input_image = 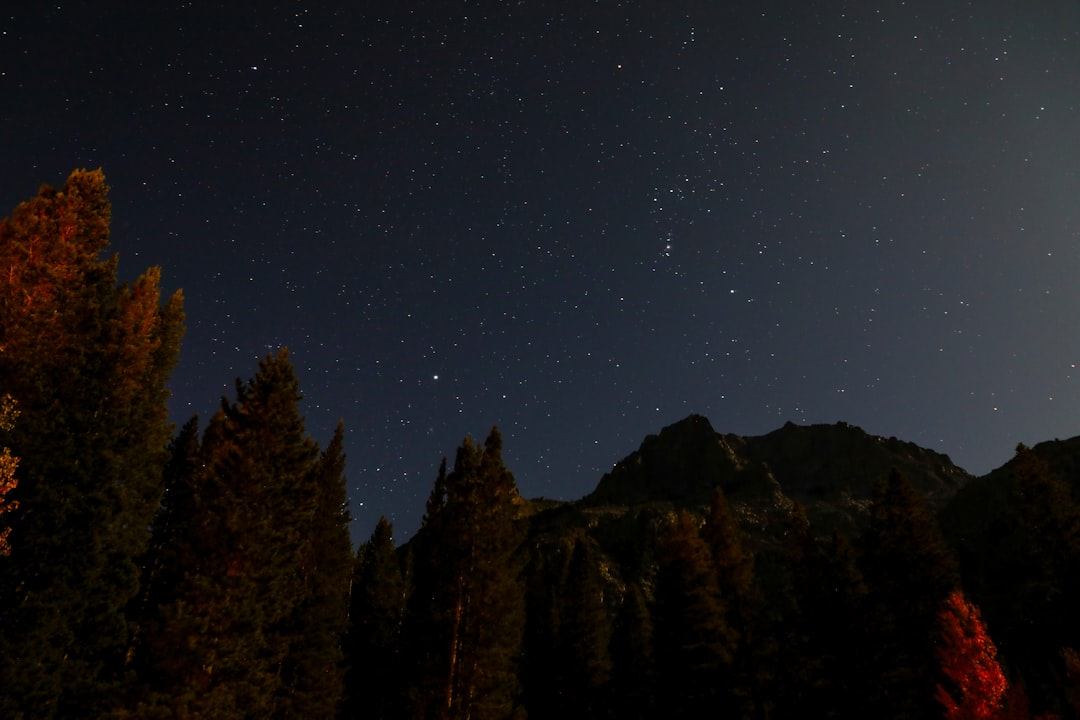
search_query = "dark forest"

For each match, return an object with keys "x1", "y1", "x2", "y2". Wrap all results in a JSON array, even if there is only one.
[{"x1": 3, "y1": 171, "x2": 1080, "y2": 719}]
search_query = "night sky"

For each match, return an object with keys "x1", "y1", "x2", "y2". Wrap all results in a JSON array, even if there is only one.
[{"x1": 3, "y1": 1, "x2": 1080, "y2": 543}]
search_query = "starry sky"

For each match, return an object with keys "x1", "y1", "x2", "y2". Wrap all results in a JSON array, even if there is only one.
[{"x1": 3, "y1": 1, "x2": 1080, "y2": 543}]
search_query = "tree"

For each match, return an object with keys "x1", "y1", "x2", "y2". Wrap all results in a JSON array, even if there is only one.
[
  {"x1": 776, "y1": 504, "x2": 871, "y2": 719},
  {"x1": 1011, "y1": 446, "x2": 1080, "y2": 644},
  {"x1": 860, "y1": 468, "x2": 959, "y2": 720},
  {"x1": 132, "y1": 350, "x2": 325, "y2": 719},
  {"x1": 343, "y1": 516, "x2": 407, "y2": 720},
  {"x1": 275, "y1": 420, "x2": 353, "y2": 720},
  {"x1": 404, "y1": 428, "x2": 527, "y2": 720},
  {"x1": 701, "y1": 487, "x2": 764, "y2": 718},
  {"x1": 0, "y1": 393, "x2": 19, "y2": 557},
  {"x1": 652, "y1": 510, "x2": 738, "y2": 719},
  {"x1": 610, "y1": 581, "x2": 654, "y2": 720},
  {"x1": 521, "y1": 542, "x2": 562, "y2": 720},
  {"x1": 123, "y1": 414, "x2": 202, "y2": 708},
  {"x1": 935, "y1": 590, "x2": 1008, "y2": 720},
  {"x1": 702, "y1": 488, "x2": 758, "y2": 629},
  {"x1": 558, "y1": 537, "x2": 614, "y2": 718},
  {"x1": 0, "y1": 169, "x2": 184, "y2": 719},
  {"x1": 995, "y1": 445, "x2": 1080, "y2": 716}
]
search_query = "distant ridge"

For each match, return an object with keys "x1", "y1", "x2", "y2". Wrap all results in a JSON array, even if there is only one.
[
  {"x1": 509, "y1": 416, "x2": 1080, "y2": 715},
  {"x1": 575, "y1": 414, "x2": 972, "y2": 540}
]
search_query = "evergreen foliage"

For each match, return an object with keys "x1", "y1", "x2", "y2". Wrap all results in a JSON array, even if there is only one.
[
  {"x1": 343, "y1": 516, "x2": 407, "y2": 720},
  {"x1": 0, "y1": 394, "x2": 19, "y2": 557},
  {"x1": 275, "y1": 420, "x2": 353, "y2": 719},
  {"x1": 123, "y1": 415, "x2": 202, "y2": 707},
  {"x1": 860, "y1": 468, "x2": 960, "y2": 720},
  {"x1": 778, "y1": 504, "x2": 871, "y2": 718},
  {"x1": 1013, "y1": 446, "x2": 1080, "y2": 635},
  {"x1": 404, "y1": 429, "x2": 527, "y2": 720},
  {"x1": 520, "y1": 534, "x2": 614, "y2": 720},
  {"x1": 610, "y1": 581, "x2": 655, "y2": 720},
  {"x1": 0, "y1": 169, "x2": 184, "y2": 719},
  {"x1": 934, "y1": 590, "x2": 1007, "y2": 720},
  {"x1": 521, "y1": 542, "x2": 561, "y2": 720},
  {"x1": 652, "y1": 510, "x2": 738, "y2": 719},
  {"x1": 128, "y1": 350, "x2": 344, "y2": 719},
  {"x1": 992, "y1": 445, "x2": 1080, "y2": 715},
  {"x1": 559, "y1": 537, "x2": 614, "y2": 718},
  {"x1": 702, "y1": 487, "x2": 765, "y2": 719}
]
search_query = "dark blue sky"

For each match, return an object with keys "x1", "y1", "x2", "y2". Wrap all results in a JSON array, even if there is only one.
[{"x1": 3, "y1": 1, "x2": 1079, "y2": 542}]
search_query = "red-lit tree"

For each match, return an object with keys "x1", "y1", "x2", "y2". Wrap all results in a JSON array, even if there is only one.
[
  {"x1": 0, "y1": 169, "x2": 185, "y2": 718},
  {"x1": 0, "y1": 394, "x2": 18, "y2": 557},
  {"x1": 935, "y1": 590, "x2": 1008, "y2": 720}
]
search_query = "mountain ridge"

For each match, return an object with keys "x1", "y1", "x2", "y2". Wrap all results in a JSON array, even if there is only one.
[{"x1": 553, "y1": 414, "x2": 973, "y2": 544}]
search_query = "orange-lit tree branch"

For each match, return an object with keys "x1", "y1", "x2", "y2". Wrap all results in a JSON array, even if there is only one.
[
  {"x1": 0, "y1": 392, "x2": 19, "y2": 557},
  {"x1": 936, "y1": 589, "x2": 1008, "y2": 720}
]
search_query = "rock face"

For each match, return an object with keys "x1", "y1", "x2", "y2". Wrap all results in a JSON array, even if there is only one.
[
  {"x1": 580, "y1": 415, "x2": 972, "y2": 540},
  {"x1": 583, "y1": 415, "x2": 747, "y2": 508}
]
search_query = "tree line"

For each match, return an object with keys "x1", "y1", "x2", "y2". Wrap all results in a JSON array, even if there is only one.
[{"x1": 3, "y1": 170, "x2": 1080, "y2": 718}]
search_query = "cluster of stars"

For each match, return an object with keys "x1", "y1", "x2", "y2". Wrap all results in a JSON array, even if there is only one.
[{"x1": 1, "y1": 1, "x2": 1078, "y2": 541}]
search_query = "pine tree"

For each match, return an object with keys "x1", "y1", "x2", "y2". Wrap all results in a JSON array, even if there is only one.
[
  {"x1": 0, "y1": 393, "x2": 19, "y2": 557},
  {"x1": 123, "y1": 415, "x2": 202, "y2": 706},
  {"x1": 1059, "y1": 647, "x2": 1080, "y2": 718},
  {"x1": 993, "y1": 445, "x2": 1080, "y2": 715},
  {"x1": 133, "y1": 350, "x2": 322, "y2": 718},
  {"x1": 343, "y1": 516, "x2": 406, "y2": 720},
  {"x1": 1012, "y1": 446, "x2": 1080, "y2": 638},
  {"x1": 860, "y1": 468, "x2": 959, "y2": 720},
  {"x1": 404, "y1": 428, "x2": 526, "y2": 720},
  {"x1": 275, "y1": 420, "x2": 353, "y2": 720},
  {"x1": 521, "y1": 543, "x2": 562, "y2": 720},
  {"x1": 0, "y1": 169, "x2": 184, "y2": 719},
  {"x1": 610, "y1": 581, "x2": 655, "y2": 720},
  {"x1": 778, "y1": 504, "x2": 871, "y2": 719},
  {"x1": 702, "y1": 488, "x2": 758, "y2": 628},
  {"x1": 652, "y1": 510, "x2": 738, "y2": 719},
  {"x1": 701, "y1": 487, "x2": 764, "y2": 718},
  {"x1": 559, "y1": 537, "x2": 614, "y2": 718},
  {"x1": 935, "y1": 590, "x2": 1008, "y2": 720}
]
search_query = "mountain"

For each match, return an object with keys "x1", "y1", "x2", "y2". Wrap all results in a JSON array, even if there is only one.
[
  {"x1": 436, "y1": 417, "x2": 1080, "y2": 716},
  {"x1": 568, "y1": 414, "x2": 971, "y2": 541},
  {"x1": 938, "y1": 433, "x2": 1080, "y2": 592},
  {"x1": 520, "y1": 415, "x2": 975, "y2": 599},
  {"x1": 941, "y1": 435, "x2": 1080, "y2": 536}
]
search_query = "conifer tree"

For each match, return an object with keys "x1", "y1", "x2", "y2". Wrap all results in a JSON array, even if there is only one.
[
  {"x1": 0, "y1": 169, "x2": 184, "y2": 719},
  {"x1": 0, "y1": 393, "x2": 19, "y2": 557},
  {"x1": 275, "y1": 420, "x2": 353, "y2": 720},
  {"x1": 343, "y1": 516, "x2": 406, "y2": 720},
  {"x1": 559, "y1": 537, "x2": 614, "y2": 718},
  {"x1": 610, "y1": 581, "x2": 655, "y2": 720},
  {"x1": 860, "y1": 468, "x2": 959, "y2": 720},
  {"x1": 701, "y1": 487, "x2": 764, "y2": 718},
  {"x1": 521, "y1": 543, "x2": 561, "y2": 720},
  {"x1": 702, "y1": 488, "x2": 758, "y2": 628},
  {"x1": 123, "y1": 415, "x2": 202, "y2": 704},
  {"x1": 935, "y1": 590, "x2": 1008, "y2": 720},
  {"x1": 778, "y1": 504, "x2": 871, "y2": 719},
  {"x1": 652, "y1": 510, "x2": 738, "y2": 719},
  {"x1": 1059, "y1": 647, "x2": 1080, "y2": 718},
  {"x1": 1011, "y1": 446, "x2": 1080, "y2": 643},
  {"x1": 776, "y1": 504, "x2": 826, "y2": 717},
  {"x1": 987, "y1": 445, "x2": 1080, "y2": 715},
  {"x1": 133, "y1": 350, "x2": 323, "y2": 719},
  {"x1": 404, "y1": 429, "x2": 526, "y2": 720}
]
